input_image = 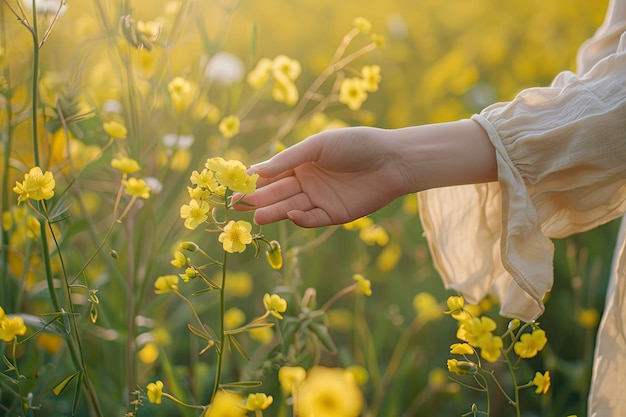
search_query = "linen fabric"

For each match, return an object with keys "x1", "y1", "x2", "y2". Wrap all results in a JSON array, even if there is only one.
[{"x1": 418, "y1": 0, "x2": 626, "y2": 414}]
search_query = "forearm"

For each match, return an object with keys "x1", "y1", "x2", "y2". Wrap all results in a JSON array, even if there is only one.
[{"x1": 387, "y1": 119, "x2": 497, "y2": 193}]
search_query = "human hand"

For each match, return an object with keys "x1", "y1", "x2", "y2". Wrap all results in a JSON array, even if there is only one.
[{"x1": 234, "y1": 127, "x2": 411, "y2": 227}]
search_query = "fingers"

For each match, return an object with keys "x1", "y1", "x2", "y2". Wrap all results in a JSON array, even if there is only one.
[
  {"x1": 233, "y1": 175, "x2": 302, "y2": 211},
  {"x1": 250, "y1": 135, "x2": 322, "y2": 178},
  {"x1": 252, "y1": 192, "x2": 315, "y2": 225},
  {"x1": 286, "y1": 208, "x2": 334, "y2": 228}
]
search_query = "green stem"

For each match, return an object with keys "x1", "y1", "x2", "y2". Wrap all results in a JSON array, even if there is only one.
[
  {"x1": 212, "y1": 251, "x2": 228, "y2": 398},
  {"x1": 0, "y1": 3, "x2": 12, "y2": 309},
  {"x1": 43, "y1": 206, "x2": 105, "y2": 417},
  {"x1": 11, "y1": 340, "x2": 27, "y2": 417},
  {"x1": 30, "y1": 0, "x2": 40, "y2": 166}
]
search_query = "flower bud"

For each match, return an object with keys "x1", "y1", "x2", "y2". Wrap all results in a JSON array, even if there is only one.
[
  {"x1": 508, "y1": 318, "x2": 521, "y2": 331},
  {"x1": 180, "y1": 241, "x2": 199, "y2": 252},
  {"x1": 110, "y1": 249, "x2": 119, "y2": 259},
  {"x1": 265, "y1": 240, "x2": 283, "y2": 270}
]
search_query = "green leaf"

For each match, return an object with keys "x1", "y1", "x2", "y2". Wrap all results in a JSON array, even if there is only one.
[
  {"x1": 192, "y1": 287, "x2": 216, "y2": 296},
  {"x1": 2, "y1": 355, "x2": 15, "y2": 373},
  {"x1": 308, "y1": 322, "x2": 337, "y2": 353},
  {"x1": 53, "y1": 372, "x2": 80, "y2": 396},
  {"x1": 220, "y1": 380, "x2": 263, "y2": 389},
  {"x1": 72, "y1": 373, "x2": 83, "y2": 415},
  {"x1": 187, "y1": 323, "x2": 210, "y2": 341},
  {"x1": 227, "y1": 334, "x2": 250, "y2": 360}
]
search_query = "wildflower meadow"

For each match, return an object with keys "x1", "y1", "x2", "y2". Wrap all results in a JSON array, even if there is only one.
[{"x1": 0, "y1": 0, "x2": 616, "y2": 416}]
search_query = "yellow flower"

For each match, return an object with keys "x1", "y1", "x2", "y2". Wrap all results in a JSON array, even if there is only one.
[
  {"x1": 224, "y1": 271, "x2": 253, "y2": 298},
  {"x1": 265, "y1": 240, "x2": 283, "y2": 270},
  {"x1": 428, "y1": 368, "x2": 448, "y2": 391},
  {"x1": 122, "y1": 177, "x2": 151, "y2": 199},
  {"x1": 272, "y1": 78, "x2": 299, "y2": 107},
  {"x1": 0, "y1": 314, "x2": 27, "y2": 342},
  {"x1": 278, "y1": 366, "x2": 306, "y2": 393},
  {"x1": 576, "y1": 308, "x2": 600, "y2": 328},
  {"x1": 170, "y1": 250, "x2": 189, "y2": 268},
  {"x1": 224, "y1": 307, "x2": 246, "y2": 330},
  {"x1": 247, "y1": 57, "x2": 273, "y2": 89},
  {"x1": 458, "y1": 316, "x2": 497, "y2": 348},
  {"x1": 446, "y1": 295, "x2": 465, "y2": 313},
  {"x1": 352, "y1": 274, "x2": 372, "y2": 296},
  {"x1": 450, "y1": 343, "x2": 474, "y2": 355},
  {"x1": 168, "y1": 77, "x2": 195, "y2": 112},
  {"x1": 111, "y1": 157, "x2": 140, "y2": 174},
  {"x1": 263, "y1": 293, "x2": 287, "y2": 319},
  {"x1": 514, "y1": 329, "x2": 548, "y2": 359},
  {"x1": 146, "y1": 380, "x2": 163, "y2": 404},
  {"x1": 205, "y1": 157, "x2": 258, "y2": 194},
  {"x1": 412, "y1": 292, "x2": 443, "y2": 321},
  {"x1": 190, "y1": 169, "x2": 220, "y2": 191},
  {"x1": 353, "y1": 17, "x2": 372, "y2": 34},
  {"x1": 12, "y1": 181, "x2": 28, "y2": 204},
  {"x1": 532, "y1": 371, "x2": 551, "y2": 394},
  {"x1": 376, "y1": 242, "x2": 401, "y2": 272},
  {"x1": 358, "y1": 225, "x2": 389, "y2": 246},
  {"x1": 346, "y1": 365, "x2": 369, "y2": 385},
  {"x1": 36, "y1": 333, "x2": 63, "y2": 354},
  {"x1": 361, "y1": 65, "x2": 381, "y2": 92},
  {"x1": 271, "y1": 55, "x2": 301, "y2": 81},
  {"x1": 103, "y1": 120, "x2": 127, "y2": 139},
  {"x1": 370, "y1": 33, "x2": 386, "y2": 47},
  {"x1": 218, "y1": 115, "x2": 240, "y2": 139},
  {"x1": 206, "y1": 392, "x2": 246, "y2": 417},
  {"x1": 18, "y1": 167, "x2": 56, "y2": 201},
  {"x1": 154, "y1": 275, "x2": 179, "y2": 294},
  {"x1": 479, "y1": 335, "x2": 503, "y2": 363},
  {"x1": 218, "y1": 220, "x2": 253, "y2": 253},
  {"x1": 297, "y1": 366, "x2": 363, "y2": 417},
  {"x1": 180, "y1": 199, "x2": 210, "y2": 230},
  {"x1": 138, "y1": 342, "x2": 159, "y2": 364},
  {"x1": 249, "y1": 327, "x2": 273, "y2": 345},
  {"x1": 339, "y1": 77, "x2": 368, "y2": 111},
  {"x1": 342, "y1": 216, "x2": 373, "y2": 230},
  {"x1": 179, "y1": 267, "x2": 197, "y2": 282},
  {"x1": 245, "y1": 393, "x2": 273, "y2": 411}
]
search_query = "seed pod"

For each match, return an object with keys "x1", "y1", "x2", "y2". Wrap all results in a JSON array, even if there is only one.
[{"x1": 265, "y1": 240, "x2": 283, "y2": 270}]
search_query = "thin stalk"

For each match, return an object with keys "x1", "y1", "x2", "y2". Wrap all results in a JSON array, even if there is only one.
[
  {"x1": 212, "y1": 251, "x2": 228, "y2": 398},
  {"x1": 29, "y1": 0, "x2": 40, "y2": 165}
]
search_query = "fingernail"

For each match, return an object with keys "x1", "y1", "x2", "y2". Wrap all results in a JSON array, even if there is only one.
[{"x1": 250, "y1": 160, "x2": 270, "y2": 171}]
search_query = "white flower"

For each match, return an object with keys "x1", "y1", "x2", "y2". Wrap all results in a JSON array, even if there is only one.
[
  {"x1": 205, "y1": 52, "x2": 245, "y2": 85},
  {"x1": 102, "y1": 99, "x2": 123, "y2": 114},
  {"x1": 143, "y1": 177, "x2": 163, "y2": 194},
  {"x1": 162, "y1": 134, "x2": 194, "y2": 149},
  {"x1": 21, "y1": 0, "x2": 67, "y2": 16}
]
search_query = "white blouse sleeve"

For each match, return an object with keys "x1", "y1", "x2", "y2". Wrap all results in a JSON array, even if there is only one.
[{"x1": 418, "y1": 15, "x2": 626, "y2": 322}]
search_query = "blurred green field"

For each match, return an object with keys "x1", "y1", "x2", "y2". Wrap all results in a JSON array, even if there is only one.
[{"x1": 0, "y1": 0, "x2": 615, "y2": 416}]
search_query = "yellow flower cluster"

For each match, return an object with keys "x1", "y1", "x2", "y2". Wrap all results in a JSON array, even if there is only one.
[
  {"x1": 0, "y1": 306, "x2": 27, "y2": 342},
  {"x1": 180, "y1": 157, "x2": 258, "y2": 231},
  {"x1": 247, "y1": 54, "x2": 301, "y2": 106},
  {"x1": 445, "y1": 295, "x2": 552, "y2": 397},
  {"x1": 445, "y1": 296, "x2": 502, "y2": 363},
  {"x1": 338, "y1": 65, "x2": 382, "y2": 111}
]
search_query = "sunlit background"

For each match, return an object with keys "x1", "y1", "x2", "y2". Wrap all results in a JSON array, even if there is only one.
[{"x1": 0, "y1": 0, "x2": 614, "y2": 416}]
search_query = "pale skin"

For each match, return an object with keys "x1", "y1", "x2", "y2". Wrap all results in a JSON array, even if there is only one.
[{"x1": 235, "y1": 119, "x2": 497, "y2": 227}]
